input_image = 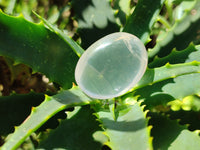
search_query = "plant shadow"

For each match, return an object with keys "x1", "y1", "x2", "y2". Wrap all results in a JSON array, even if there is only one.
[
  {"x1": 149, "y1": 112, "x2": 184, "y2": 150},
  {"x1": 135, "y1": 78, "x2": 176, "y2": 110},
  {"x1": 38, "y1": 105, "x2": 103, "y2": 150},
  {"x1": 100, "y1": 117, "x2": 146, "y2": 132},
  {"x1": 71, "y1": 0, "x2": 120, "y2": 49}
]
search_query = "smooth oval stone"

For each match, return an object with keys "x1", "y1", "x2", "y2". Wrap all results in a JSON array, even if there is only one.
[{"x1": 75, "y1": 32, "x2": 148, "y2": 99}]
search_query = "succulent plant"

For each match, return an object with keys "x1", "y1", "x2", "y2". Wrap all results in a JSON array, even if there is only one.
[{"x1": 0, "y1": 0, "x2": 200, "y2": 149}]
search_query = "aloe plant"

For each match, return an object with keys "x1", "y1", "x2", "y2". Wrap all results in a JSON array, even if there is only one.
[{"x1": 0, "y1": 0, "x2": 200, "y2": 149}]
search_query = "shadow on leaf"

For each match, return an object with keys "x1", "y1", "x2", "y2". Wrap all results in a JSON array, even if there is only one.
[
  {"x1": 38, "y1": 105, "x2": 102, "y2": 150},
  {"x1": 100, "y1": 118, "x2": 145, "y2": 132},
  {"x1": 72, "y1": 0, "x2": 120, "y2": 49}
]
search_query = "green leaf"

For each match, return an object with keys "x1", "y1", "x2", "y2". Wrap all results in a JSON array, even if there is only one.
[
  {"x1": 134, "y1": 57, "x2": 200, "y2": 110},
  {"x1": 95, "y1": 100, "x2": 152, "y2": 150},
  {"x1": 5, "y1": 0, "x2": 16, "y2": 14},
  {"x1": 38, "y1": 106, "x2": 103, "y2": 150},
  {"x1": 33, "y1": 11, "x2": 84, "y2": 57},
  {"x1": 173, "y1": 0, "x2": 197, "y2": 21},
  {"x1": 167, "y1": 95, "x2": 200, "y2": 111},
  {"x1": 112, "y1": 0, "x2": 131, "y2": 26},
  {"x1": 169, "y1": 130, "x2": 200, "y2": 150},
  {"x1": 135, "y1": 73, "x2": 200, "y2": 110},
  {"x1": 14, "y1": 0, "x2": 38, "y2": 22},
  {"x1": 148, "y1": 43, "x2": 200, "y2": 68},
  {"x1": 147, "y1": 43, "x2": 200, "y2": 111},
  {"x1": 123, "y1": 0, "x2": 165, "y2": 43},
  {"x1": 0, "y1": 92, "x2": 44, "y2": 136},
  {"x1": 167, "y1": 109, "x2": 200, "y2": 131},
  {"x1": 114, "y1": 0, "x2": 131, "y2": 16},
  {"x1": 148, "y1": 0, "x2": 200, "y2": 59},
  {"x1": 0, "y1": 10, "x2": 83, "y2": 89},
  {"x1": 149, "y1": 113, "x2": 200, "y2": 150},
  {"x1": 71, "y1": 0, "x2": 120, "y2": 49},
  {"x1": 135, "y1": 61, "x2": 200, "y2": 90},
  {"x1": 1, "y1": 86, "x2": 95, "y2": 150}
]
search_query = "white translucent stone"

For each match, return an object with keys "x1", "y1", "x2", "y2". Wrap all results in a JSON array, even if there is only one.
[{"x1": 75, "y1": 32, "x2": 148, "y2": 99}]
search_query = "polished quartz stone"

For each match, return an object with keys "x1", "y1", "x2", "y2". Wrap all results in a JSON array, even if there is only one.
[{"x1": 75, "y1": 32, "x2": 148, "y2": 99}]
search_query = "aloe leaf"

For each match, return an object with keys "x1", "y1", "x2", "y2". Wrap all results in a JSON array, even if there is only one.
[
  {"x1": 0, "y1": 92, "x2": 44, "y2": 136},
  {"x1": 14, "y1": 0, "x2": 38, "y2": 22},
  {"x1": 1, "y1": 86, "x2": 94, "y2": 150},
  {"x1": 38, "y1": 106, "x2": 103, "y2": 150},
  {"x1": 46, "y1": 6, "x2": 60, "y2": 24},
  {"x1": 167, "y1": 95, "x2": 200, "y2": 111},
  {"x1": 123, "y1": 0, "x2": 165, "y2": 43},
  {"x1": 148, "y1": 0, "x2": 200, "y2": 59},
  {"x1": 186, "y1": 45, "x2": 200, "y2": 63},
  {"x1": 162, "y1": 73, "x2": 200, "y2": 100},
  {"x1": 95, "y1": 100, "x2": 152, "y2": 150},
  {"x1": 173, "y1": 0, "x2": 196, "y2": 21},
  {"x1": 135, "y1": 72, "x2": 200, "y2": 110},
  {"x1": 135, "y1": 61, "x2": 200, "y2": 90},
  {"x1": 33, "y1": 12, "x2": 84, "y2": 57},
  {"x1": 149, "y1": 43, "x2": 200, "y2": 68},
  {"x1": 71, "y1": 0, "x2": 120, "y2": 49},
  {"x1": 5, "y1": 0, "x2": 16, "y2": 14},
  {"x1": 0, "y1": 10, "x2": 84, "y2": 89},
  {"x1": 0, "y1": 91, "x2": 66, "y2": 136},
  {"x1": 0, "y1": 0, "x2": 9, "y2": 10},
  {"x1": 134, "y1": 58, "x2": 200, "y2": 110},
  {"x1": 169, "y1": 127, "x2": 200, "y2": 150},
  {"x1": 167, "y1": 109, "x2": 200, "y2": 131},
  {"x1": 149, "y1": 113, "x2": 200, "y2": 150},
  {"x1": 112, "y1": 0, "x2": 131, "y2": 26},
  {"x1": 114, "y1": 0, "x2": 131, "y2": 16}
]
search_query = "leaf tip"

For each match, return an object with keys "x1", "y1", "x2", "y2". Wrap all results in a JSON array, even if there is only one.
[
  {"x1": 114, "y1": 9, "x2": 119, "y2": 15},
  {"x1": 13, "y1": 60, "x2": 21, "y2": 66},
  {"x1": 31, "y1": 107, "x2": 36, "y2": 112},
  {"x1": 165, "y1": 62, "x2": 171, "y2": 68},
  {"x1": 72, "y1": 82, "x2": 77, "y2": 88},
  {"x1": 194, "y1": 130, "x2": 200, "y2": 135},
  {"x1": 44, "y1": 94, "x2": 51, "y2": 101},
  {"x1": 17, "y1": 13, "x2": 25, "y2": 19},
  {"x1": 171, "y1": 47, "x2": 177, "y2": 53},
  {"x1": 14, "y1": 126, "x2": 18, "y2": 130},
  {"x1": 191, "y1": 60, "x2": 200, "y2": 66},
  {"x1": 38, "y1": 21, "x2": 44, "y2": 26}
]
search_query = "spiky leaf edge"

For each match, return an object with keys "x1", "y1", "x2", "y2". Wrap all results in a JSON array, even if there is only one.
[{"x1": 1, "y1": 86, "x2": 96, "y2": 150}]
